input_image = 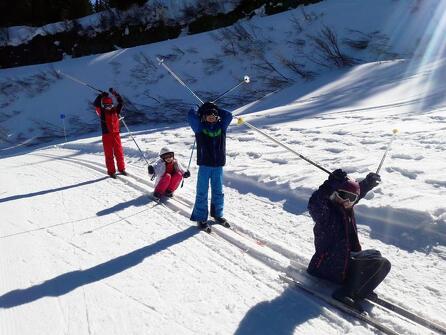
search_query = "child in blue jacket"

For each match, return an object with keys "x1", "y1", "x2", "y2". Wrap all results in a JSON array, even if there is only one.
[{"x1": 188, "y1": 102, "x2": 233, "y2": 229}]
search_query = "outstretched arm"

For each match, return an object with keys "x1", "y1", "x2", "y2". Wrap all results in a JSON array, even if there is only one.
[
  {"x1": 188, "y1": 108, "x2": 201, "y2": 133},
  {"x1": 109, "y1": 88, "x2": 123, "y2": 114},
  {"x1": 93, "y1": 94, "x2": 103, "y2": 116},
  {"x1": 358, "y1": 172, "x2": 381, "y2": 201},
  {"x1": 308, "y1": 181, "x2": 333, "y2": 224}
]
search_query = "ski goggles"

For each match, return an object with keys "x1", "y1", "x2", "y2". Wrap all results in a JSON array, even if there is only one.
[
  {"x1": 336, "y1": 190, "x2": 358, "y2": 203},
  {"x1": 204, "y1": 110, "x2": 218, "y2": 117},
  {"x1": 102, "y1": 102, "x2": 113, "y2": 110},
  {"x1": 161, "y1": 153, "x2": 174, "y2": 159}
]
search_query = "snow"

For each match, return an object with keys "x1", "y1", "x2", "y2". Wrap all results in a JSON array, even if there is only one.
[{"x1": 1, "y1": 0, "x2": 446, "y2": 334}]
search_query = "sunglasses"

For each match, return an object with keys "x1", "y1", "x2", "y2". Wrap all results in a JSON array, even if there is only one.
[
  {"x1": 205, "y1": 111, "x2": 218, "y2": 117},
  {"x1": 162, "y1": 153, "x2": 174, "y2": 159},
  {"x1": 336, "y1": 190, "x2": 358, "y2": 203}
]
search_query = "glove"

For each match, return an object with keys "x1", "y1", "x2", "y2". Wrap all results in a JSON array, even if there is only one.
[
  {"x1": 148, "y1": 165, "x2": 154, "y2": 175},
  {"x1": 329, "y1": 169, "x2": 347, "y2": 182},
  {"x1": 101, "y1": 91, "x2": 109, "y2": 97},
  {"x1": 365, "y1": 172, "x2": 381, "y2": 188},
  {"x1": 109, "y1": 88, "x2": 118, "y2": 96},
  {"x1": 183, "y1": 170, "x2": 191, "y2": 178}
]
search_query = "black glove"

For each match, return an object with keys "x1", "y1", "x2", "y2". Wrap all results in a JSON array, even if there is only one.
[
  {"x1": 329, "y1": 169, "x2": 347, "y2": 182},
  {"x1": 101, "y1": 91, "x2": 109, "y2": 97},
  {"x1": 365, "y1": 172, "x2": 381, "y2": 188},
  {"x1": 148, "y1": 165, "x2": 154, "y2": 175},
  {"x1": 183, "y1": 170, "x2": 190, "y2": 178}
]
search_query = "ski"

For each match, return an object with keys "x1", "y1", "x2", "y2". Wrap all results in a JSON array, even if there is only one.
[
  {"x1": 367, "y1": 294, "x2": 446, "y2": 335},
  {"x1": 288, "y1": 260, "x2": 446, "y2": 334},
  {"x1": 280, "y1": 274, "x2": 400, "y2": 335}
]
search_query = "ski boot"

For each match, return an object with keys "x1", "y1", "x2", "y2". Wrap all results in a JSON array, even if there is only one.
[
  {"x1": 198, "y1": 221, "x2": 211, "y2": 233},
  {"x1": 332, "y1": 288, "x2": 364, "y2": 313},
  {"x1": 213, "y1": 216, "x2": 230, "y2": 228},
  {"x1": 165, "y1": 189, "x2": 174, "y2": 198}
]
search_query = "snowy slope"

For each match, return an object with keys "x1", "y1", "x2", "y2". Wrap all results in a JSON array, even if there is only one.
[
  {"x1": 2, "y1": 0, "x2": 445, "y2": 148},
  {"x1": 1, "y1": 0, "x2": 446, "y2": 334}
]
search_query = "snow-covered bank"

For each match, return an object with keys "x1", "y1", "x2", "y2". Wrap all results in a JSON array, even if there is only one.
[{"x1": 1, "y1": 0, "x2": 446, "y2": 334}]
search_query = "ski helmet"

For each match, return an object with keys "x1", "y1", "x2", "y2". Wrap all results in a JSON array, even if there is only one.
[
  {"x1": 338, "y1": 177, "x2": 360, "y2": 195},
  {"x1": 159, "y1": 147, "x2": 174, "y2": 157},
  {"x1": 199, "y1": 102, "x2": 219, "y2": 120},
  {"x1": 101, "y1": 96, "x2": 114, "y2": 109}
]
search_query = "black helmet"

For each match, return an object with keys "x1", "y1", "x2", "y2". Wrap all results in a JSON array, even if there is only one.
[{"x1": 199, "y1": 102, "x2": 219, "y2": 122}]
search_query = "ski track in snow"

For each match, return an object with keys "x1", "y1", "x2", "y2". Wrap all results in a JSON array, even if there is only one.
[
  {"x1": 1, "y1": 144, "x2": 443, "y2": 334},
  {"x1": 0, "y1": 149, "x2": 356, "y2": 335}
]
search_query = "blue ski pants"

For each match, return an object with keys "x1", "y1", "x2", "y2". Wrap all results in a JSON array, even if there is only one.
[{"x1": 190, "y1": 166, "x2": 224, "y2": 221}]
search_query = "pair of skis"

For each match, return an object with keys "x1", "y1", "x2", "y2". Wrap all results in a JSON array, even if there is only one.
[{"x1": 280, "y1": 272, "x2": 446, "y2": 335}]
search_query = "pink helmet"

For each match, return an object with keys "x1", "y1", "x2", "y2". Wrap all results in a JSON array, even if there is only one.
[{"x1": 339, "y1": 177, "x2": 360, "y2": 195}]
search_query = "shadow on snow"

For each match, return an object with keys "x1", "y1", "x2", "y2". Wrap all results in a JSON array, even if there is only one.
[
  {"x1": 234, "y1": 287, "x2": 322, "y2": 335},
  {"x1": 0, "y1": 176, "x2": 108, "y2": 204},
  {"x1": 96, "y1": 194, "x2": 152, "y2": 216},
  {"x1": 0, "y1": 226, "x2": 199, "y2": 308}
]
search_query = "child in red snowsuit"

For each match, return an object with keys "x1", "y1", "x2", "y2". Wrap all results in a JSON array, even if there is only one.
[
  {"x1": 93, "y1": 89, "x2": 126, "y2": 178},
  {"x1": 147, "y1": 147, "x2": 190, "y2": 198}
]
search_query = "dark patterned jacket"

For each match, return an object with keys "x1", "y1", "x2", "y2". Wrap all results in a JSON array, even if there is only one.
[{"x1": 307, "y1": 177, "x2": 374, "y2": 283}]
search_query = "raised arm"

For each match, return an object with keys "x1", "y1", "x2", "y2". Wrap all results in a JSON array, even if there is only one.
[
  {"x1": 109, "y1": 88, "x2": 123, "y2": 114},
  {"x1": 358, "y1": 172, "x2": 381, "y2": 200},
  {"x1": 188, "y1": 107, "x2": 201, "y2": 133},
  {"x1": 219, "y1": 108, "x2": 233, "y2": 131}
]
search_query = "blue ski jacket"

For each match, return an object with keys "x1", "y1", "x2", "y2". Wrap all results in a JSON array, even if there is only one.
[{"x1": 188, "y1": 107, "x2": 233, "y2": 167}]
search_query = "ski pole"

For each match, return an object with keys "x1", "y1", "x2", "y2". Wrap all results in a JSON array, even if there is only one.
[
  {"x1": 376, "y1": 128, "x2": 399, "y2": 174},
  {"x1": 119, "y1": 116, "x2": 149, "y2": 165},
  {"x1": 60, "y1": 113, "x2": 67, "y2": 142},
  {"x1": 181, "y1": 140, "x2": 195, "y2": 188},
  {"x1": 212, "y1": 75, "x2": 250, "y2": 103},
  {"x1": 156, "y1": 57, "x2": 203, "y2": 187},
  {"x1": 236, "y1": 116, "x2": 331, "y2": 175},
  {"x1": 57, "y1": 70, "x2": 105, "y2": 93},
  {"x1": 156, "y1": 57, "x2": 204, "y2": 104}
]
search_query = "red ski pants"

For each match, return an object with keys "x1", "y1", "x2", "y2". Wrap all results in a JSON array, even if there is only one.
[
  {"x1": 102, "y1": 132, "x2": 125, "y2": 174},
  {"x1": 155, "y1": 171, "x2": 183, "y2": 194}
]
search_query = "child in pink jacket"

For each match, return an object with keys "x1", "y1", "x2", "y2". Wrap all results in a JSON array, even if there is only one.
[{"x1": 147, "y1": 147, "x2": 190, "y2": 198}]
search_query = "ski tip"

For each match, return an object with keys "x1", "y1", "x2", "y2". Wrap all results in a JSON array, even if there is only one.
[
  {"x1": 156, "y1": 57, "x2": 164, "y2": 64},
  {"x1": 244, "y1": 75, "x2": 250, "y2": 83}
]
